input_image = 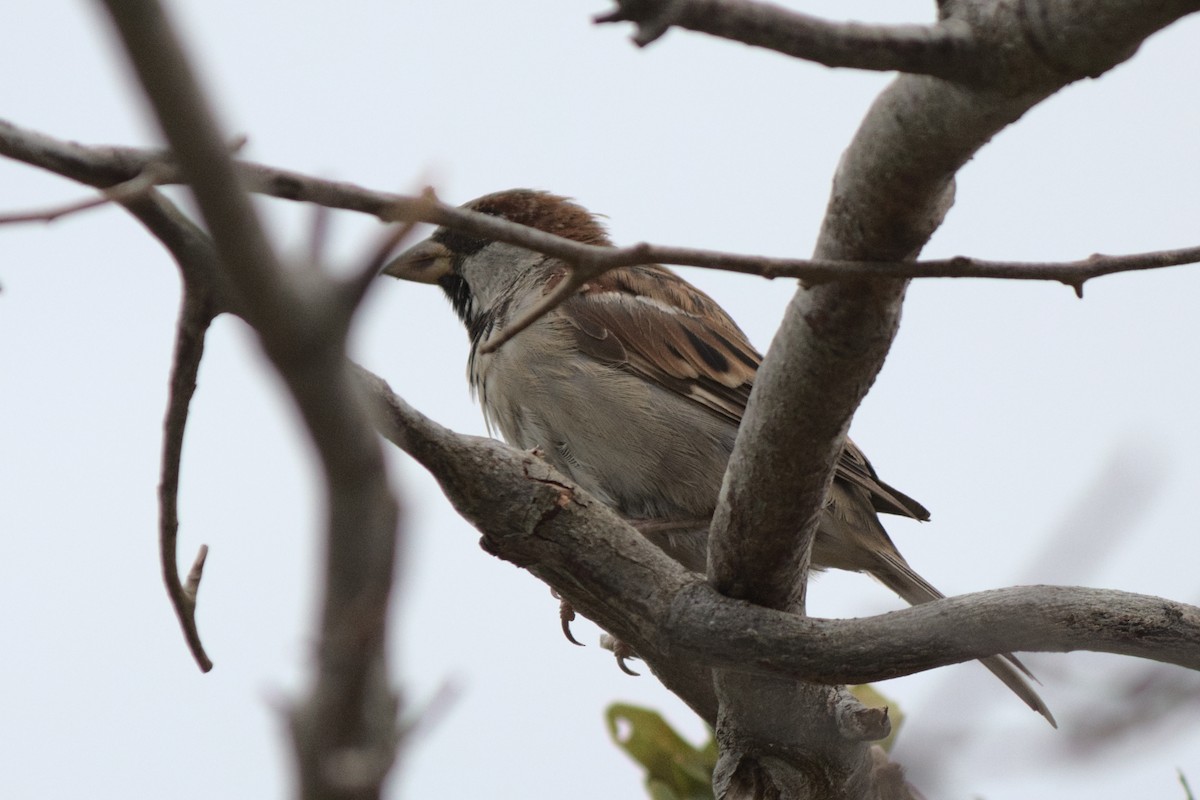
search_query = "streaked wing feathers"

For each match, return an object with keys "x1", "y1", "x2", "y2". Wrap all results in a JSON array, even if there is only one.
[
  {"x1": 560, "y1": 263, "x2": 929, "y2": 520},
  {"x1": 563, "y1": 265, "x2": 756, "y2": 424}
]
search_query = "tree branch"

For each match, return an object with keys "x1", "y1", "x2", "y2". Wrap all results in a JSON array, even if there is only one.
[
  {"x1": 97, "y1": 2, "x2": 404, "y2": 798},
  {"x1": 0, "y1": 160, "x2": 172, "y2": 224},
  {"x1": 3, "y1": 115, "x2": 1196, "y2": 311},
  {"x1": 595, "y1": 0, "x2": 981, "y2": 81},
  {"x1": 594, "y1": 0, "x2": 1200, "y2": 88},
  {"x1": 158, "y1": 281, "x2": 217, "y2": 672},
  {"x1": 358, "y1": 364, "x2": 1200, "y2": 684},
  {"x1": 667, "y1": 583, "x2": 1200, "y2": 680},
  {"x1": 683, "y1": 0, "x2": 1200, "y2": 793}
]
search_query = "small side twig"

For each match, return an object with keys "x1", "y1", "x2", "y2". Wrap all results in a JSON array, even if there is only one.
[{"x1": 0, "y1": 161, "x2": 174, "y2": 225}]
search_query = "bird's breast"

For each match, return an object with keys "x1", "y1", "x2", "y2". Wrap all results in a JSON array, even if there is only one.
[{"x1": 470, "y1": 319, "x2": 737, "y2": 521}]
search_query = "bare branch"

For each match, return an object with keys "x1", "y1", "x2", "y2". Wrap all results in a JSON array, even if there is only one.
[
  {"x1": 595, "y1": 0, "x2": 1200, "y2": 88},
  {"x1": 355, "y1": 364, "x2": 718, "y2": 724},
  {"x1": 357, "y1": 365, "x2": 1200, "y2": 692},
  {"x1": 0, "y1": 160, "x2": 173, "y2": 224},
  {"x1": 668, "y1": 583, "x2": 1200, "y2": 681},
  {"x1": 595, "y1": 0, "x2": 979, "y2": 81},
  {"x1": 472, "y1": 238, "x2": 1200, "y2": 355},
  {"x1": 97, "y1": 3, "x2": 404, "y2": 799},
  {"x1": 690, "y1": 0, "x2": 1200, "y2": 783},
  {"x1": 183, "y1": 544, "x2": 208, "y2": 600},
  {"x1": 98, "y1": 1, "x2": 302, "y2": 339},
  {"x1": 158, "y1": 284, "x2": 217, "y2": 672},
  {"x1": 3, "y1": 117, "x2": 1197, "y2": 303},
  {"x1": 96, "y1": 184, "x2": 243, "y2": 673}
]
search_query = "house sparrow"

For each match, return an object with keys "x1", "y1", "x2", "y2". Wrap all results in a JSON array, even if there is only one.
[{"x1": 384, "y1": 189, "x2": 1054, "y2": 726}]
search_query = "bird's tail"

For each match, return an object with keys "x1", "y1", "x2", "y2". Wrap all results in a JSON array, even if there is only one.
[{"x1": 870, "y1": 549, "x2": 1057, "y2": 728}]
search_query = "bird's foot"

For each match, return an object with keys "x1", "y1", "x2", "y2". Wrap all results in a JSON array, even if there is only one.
[
  {"x1": 550, "y1": 588, "x2": 584, "y2": 646},
  {"x1": 600, "y1": 633, "x2": 641, "y2": 676}
]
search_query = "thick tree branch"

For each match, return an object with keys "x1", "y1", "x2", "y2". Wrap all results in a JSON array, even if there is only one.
[
  {"x1": 595, "y1": 0, "x2": 1200, "y2": 88},
  {"x1": 595, "y1": 0, "x2": 981, "y2": 80},
  {"x1": 668, "y1": 583, "x2": 1200, "y2": 679},
  {"x1": 97, "y1": 2, "x2": 405, "y2": 799},
  {"x1": 358, "y1": 365, "x2": 1200, "y2": 686},
  {"x1": 680, "y1": 1, "x2": 1200, "y2": 794}
]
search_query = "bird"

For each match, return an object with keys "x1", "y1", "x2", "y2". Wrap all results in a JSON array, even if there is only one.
[{"x1": 383, "y1": 188, "x2": 1054, "y2": 726}]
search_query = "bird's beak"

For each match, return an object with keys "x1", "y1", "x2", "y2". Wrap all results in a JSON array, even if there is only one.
[{"x1": 383, "y1": 237, "x2": 453, "y2": 284}]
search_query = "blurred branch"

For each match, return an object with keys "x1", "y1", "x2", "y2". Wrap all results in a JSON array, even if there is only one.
[
  {"x1": 1060, "y1": 662, "x2": 1200, "y2": 756},
  {"x1": 0, "y1": 160, "x2": 172, "y2": 224},
  {"x1": 97, "y1": 3, "x2": 404, "y2": 800},
  {"x1": 336, "y1": 192, "x2": 434, "y2": 316}
]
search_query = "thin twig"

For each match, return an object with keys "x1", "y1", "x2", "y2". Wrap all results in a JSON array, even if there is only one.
[
  {"x1": 2, "y1": 119, "x2": 1197, "y2": 297},
  {"x1": 0, "y1": 161, "x2": 174, "y2": 224},
  {"x1": 474, "y1": 242, "x2": 1200, "y2": 353},
  {"x1": 159, "y1": 284, "x2": 216, "y2": 672}
]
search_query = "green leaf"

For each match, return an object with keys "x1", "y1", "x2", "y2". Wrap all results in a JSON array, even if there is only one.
[
  {"x1": 607, "y1": 688, "x2": 900, "y2": 798},
  {"x1": 606, "y1": 703, "x2": 716, "y2": 800}
]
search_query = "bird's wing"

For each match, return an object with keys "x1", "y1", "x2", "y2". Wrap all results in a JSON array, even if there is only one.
[
  {"x1": 562, "y1": 264, "x2": 757, "y2": 424},
  {"x1": 561, "y1": 263, "x2": 928, "y2": 519},
  {"x1": 836, "y1": 438, "x2": 931, "y2": 521}
]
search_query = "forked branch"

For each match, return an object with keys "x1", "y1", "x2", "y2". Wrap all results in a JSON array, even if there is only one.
[{"x1": 158, "y1": 284, "x2": 217, "y2": 672}]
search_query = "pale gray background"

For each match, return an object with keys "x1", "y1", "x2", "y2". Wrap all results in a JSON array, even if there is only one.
[{"x1": 2, "y1": 1, "x2": 1199, "y2": 797}]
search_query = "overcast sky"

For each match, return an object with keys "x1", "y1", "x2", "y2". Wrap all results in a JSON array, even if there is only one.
[{"x1": 2, "y1": 2, "x2": 1200, "y2": 798}]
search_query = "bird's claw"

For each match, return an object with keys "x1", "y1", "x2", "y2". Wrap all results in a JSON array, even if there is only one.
[
  {"x1": 615, "y1": 643, "x2": 640, "y2": 676},
  {"x1": 551, "y1": 588, "x2": 584, "y2": 646},
  {"x1": 600, "y1": 633, "x2": 641, "y2": 676}
]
